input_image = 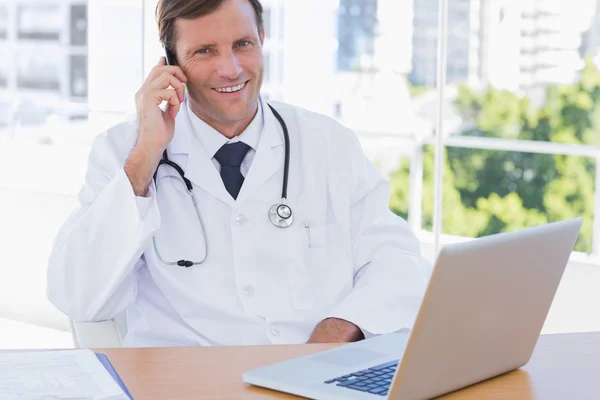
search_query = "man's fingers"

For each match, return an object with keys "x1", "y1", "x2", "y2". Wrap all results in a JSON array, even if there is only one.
[
  {"x1": 151, "y1": 89, "x2": 181, "y2": 119},
  {"x1": 166, "y1": 66, "x2": 188, "y2": 84},
  {"x1": 150, "y1": 73, "x2": 185, "y2": 102},
  {"x1": 150, "y1": 88, "x2": 179, "y2": 108},
  {"x1": 166, "y1": 103, "x2": 179, "y2": 120},
  {"x1": 146, "y1": 64, "x2": 188, "y2": 84},
  {"x1": 167, "y1": 91, "x2": 181, "y2": 119}
]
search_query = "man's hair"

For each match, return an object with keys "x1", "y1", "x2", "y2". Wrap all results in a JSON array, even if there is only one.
[{"x1": 156, "y1": 0, "x2": 264, "y2": 51}]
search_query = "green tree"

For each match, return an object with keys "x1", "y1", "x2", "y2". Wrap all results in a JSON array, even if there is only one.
[
  {"x1": 389, "y1": 145, "x2": 488, "y2": 238},
  {"x1": 390, "y1": 57, "x2": 600, "y2": 253}
]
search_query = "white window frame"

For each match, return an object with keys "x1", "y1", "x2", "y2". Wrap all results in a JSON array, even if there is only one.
[{"x1": 426, "y1": 0, "x2": 600, "y2": 264}]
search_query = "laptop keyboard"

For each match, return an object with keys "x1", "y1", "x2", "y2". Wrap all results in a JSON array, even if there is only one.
[{"x1": 323, "y1": 359, "x2": 399, "y2": 396}]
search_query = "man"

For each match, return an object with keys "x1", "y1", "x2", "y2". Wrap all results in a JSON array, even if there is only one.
[{"x1": 47, "y1": 0, "x2": 430, "y2": 347}]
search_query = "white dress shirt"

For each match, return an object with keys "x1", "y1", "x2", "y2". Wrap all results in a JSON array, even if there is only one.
[{"x1": 187, "y1": 97, "x2": 264, "y2": 178}]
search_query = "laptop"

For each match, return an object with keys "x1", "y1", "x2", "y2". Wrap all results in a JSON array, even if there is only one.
[{"x1": 242, "y1": 217, "x2": 582, "y2": 400}]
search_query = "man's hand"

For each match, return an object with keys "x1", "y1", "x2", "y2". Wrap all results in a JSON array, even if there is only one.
[
  {"x1": 125, "y1": 56, "x2": 188, "y2": 197},
  {"x1": 306, "y1": 318, "x2": 365, "y2": 343},
  {"x1": 135, "y1": 56, "x2": 187, "y2": 151}
]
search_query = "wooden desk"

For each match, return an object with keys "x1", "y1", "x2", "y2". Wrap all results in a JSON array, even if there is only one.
[{"x1": 97, "y1": 332, "x2": 600, "y2": 399}]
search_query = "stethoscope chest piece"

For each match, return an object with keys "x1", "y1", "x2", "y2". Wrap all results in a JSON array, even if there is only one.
[{"x1": 269, "y1": 203, "x2": 294, "y2": 228}]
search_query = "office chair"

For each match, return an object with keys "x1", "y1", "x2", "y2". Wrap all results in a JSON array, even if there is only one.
[{"x1": 69, "y1": 313, "x2": 127, "y2": 348}]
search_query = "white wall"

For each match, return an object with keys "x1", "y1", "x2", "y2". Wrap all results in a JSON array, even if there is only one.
[
  {"x1": 87, "y1": 0, "x2": 143, "y2": 114},
  {"x1": 0, "y1": 140, "x2": 89, "y2": 332},
  {"x1": 279, "y1": 0, "x2": 338, "y2": 116}
]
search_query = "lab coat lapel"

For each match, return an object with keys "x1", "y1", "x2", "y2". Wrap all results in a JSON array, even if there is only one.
[
  {"x1": 170, "y1": 105, "x2": 236, "y2": 207},
  {"x1": 186, "y1": 135, "x2": 236, "y2": 207},
  {"x1": 235, "y1": 104, "x2": 284, "y2": 206}
]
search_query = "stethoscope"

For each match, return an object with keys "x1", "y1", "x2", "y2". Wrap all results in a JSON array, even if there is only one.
[{"x1": 152, "y1": 103, "x2": 293, "y2": 267}]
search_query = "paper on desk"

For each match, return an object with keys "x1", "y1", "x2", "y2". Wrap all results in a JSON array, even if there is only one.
[{"x1": 0, "y1": 349, "x2": 129, "y2": 400}]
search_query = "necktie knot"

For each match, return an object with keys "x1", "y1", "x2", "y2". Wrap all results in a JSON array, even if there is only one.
[
  {"x1": 214, "y1": 142, "x2": 251, "y2": 168},
  {"x1": 213, "y1": 142, "x2": 251, "y2": 200}
]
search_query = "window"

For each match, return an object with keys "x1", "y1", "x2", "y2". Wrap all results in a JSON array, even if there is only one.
[
  {"x1": 1, "y1": 0, "x2": 598, "y2": 350},
  {"x1": 17, "y1": 3, "x2": 61, "y2": 40},
  {"x1": 69, "y1": 54, "x2": 87, "y2": 98},
  {"x1": 16, "y1": 47, "x2": 61, "y2": 91},
  {"x1": 419, "y1": 0, "x2": 600, "y2": 256},
  {"x1": 0, "y1": 44, "x2": 8, "y2": 88},
  {"x1": 0, "y1": 4, "x2": 7, "y2": 39},
  {"x1": 69, "y1": 4, "x2": 87, "y2": 46},
  {"x1": 390, "y1": 0, "x2": 600, "y2": 335}
]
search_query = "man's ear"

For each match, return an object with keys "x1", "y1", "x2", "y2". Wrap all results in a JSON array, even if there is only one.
[{"x1": 259, "y1": 28, "x2": 265, "y2": 46}]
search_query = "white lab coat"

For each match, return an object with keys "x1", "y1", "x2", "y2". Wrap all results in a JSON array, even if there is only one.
[{"x1": 46, "y1": 97, "x2": 430, "y2": 347}]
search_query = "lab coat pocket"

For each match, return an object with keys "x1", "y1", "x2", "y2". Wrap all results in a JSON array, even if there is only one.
[{"x1": 289, "y1": 223, "x2": 332, "y2": 311}]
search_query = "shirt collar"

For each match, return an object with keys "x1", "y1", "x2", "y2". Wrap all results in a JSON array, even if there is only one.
[{"x1": 186, "y1": 96, "x2": 264, "y2": 158}]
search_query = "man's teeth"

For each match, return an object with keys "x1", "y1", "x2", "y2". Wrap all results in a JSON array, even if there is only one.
[{"x1": 215, "y1": 82, "x2": 246, "y2": 93}]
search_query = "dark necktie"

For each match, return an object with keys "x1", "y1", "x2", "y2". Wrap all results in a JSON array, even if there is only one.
[{"x1": 214, "y1": 142, "x2": 251, "y2": 200}]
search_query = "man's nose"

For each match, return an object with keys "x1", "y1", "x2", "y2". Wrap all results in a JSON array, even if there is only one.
[{"x1": 216, "y1": 51, "x2": 243, "y2": 80}]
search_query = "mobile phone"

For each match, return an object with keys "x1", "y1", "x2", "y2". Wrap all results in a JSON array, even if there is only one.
[{"x1": 165, "y1": 47, "x2": 176, "y2": 66}]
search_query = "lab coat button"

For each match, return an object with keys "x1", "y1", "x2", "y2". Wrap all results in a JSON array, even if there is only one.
[
  {"x1": 235, "y1": 214, "x2": 247, "y2": 226},
  {"x1": 270, "y1": 326, "x2": 281, "y2": 336},
  {"x1": 243, "y1": 285, "x2": 255, "y2": 297}
]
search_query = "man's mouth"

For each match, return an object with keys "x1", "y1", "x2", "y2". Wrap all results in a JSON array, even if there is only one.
[{"x1": 213, "y1": 81, "x2": 248, "y2": 93}]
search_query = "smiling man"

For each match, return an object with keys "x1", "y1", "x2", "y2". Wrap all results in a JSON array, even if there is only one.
[
  {"x1": 162, "y1": 0, "x2": 265, "y2": 140},
  {"x1": 46, "y1": 0, "x2": 431, "y2": 347}
]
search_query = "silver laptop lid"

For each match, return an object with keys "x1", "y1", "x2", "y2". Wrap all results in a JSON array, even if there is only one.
[{"x1": 390, "y1": 217, "x2": 582, "y2": 400}]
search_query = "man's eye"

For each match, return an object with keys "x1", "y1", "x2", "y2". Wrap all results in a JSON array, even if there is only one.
[
  {"x1": 238, "y1": 41, "x2": 250, "y2": 47},
  {"x1": 196, "y1": 49, "x2": 209, "y2": 54}
]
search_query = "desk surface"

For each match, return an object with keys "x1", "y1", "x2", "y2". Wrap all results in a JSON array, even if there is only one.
[{"x1": 97, "y1": 331, "x2": 600, "y2": 399}]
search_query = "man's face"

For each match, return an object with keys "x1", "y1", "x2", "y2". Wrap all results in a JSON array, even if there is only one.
[{"x1": 174, "y1": 0, "x2": 264, "y2": 131}]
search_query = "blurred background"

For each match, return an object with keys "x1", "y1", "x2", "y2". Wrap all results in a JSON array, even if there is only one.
[{"x1": 0, "y1": 0, "x2": 599, "y2": 349}]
